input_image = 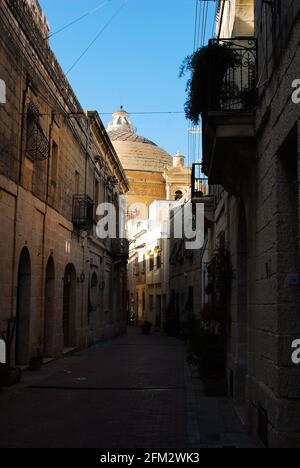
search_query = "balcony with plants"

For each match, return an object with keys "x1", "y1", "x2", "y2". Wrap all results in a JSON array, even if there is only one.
[{"x1": 181, "y1": 38, "x2": 257, "y2": 195}]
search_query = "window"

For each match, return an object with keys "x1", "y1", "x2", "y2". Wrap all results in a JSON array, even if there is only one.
[
  {"x1": 156, "y1": 253, "x2": 162, "y2": 270},
  {"x1": 277, "y1": 125, "x2": 299, "y2": 273},
  {"x1": 149, "y1": 295, "x2": 154, "y2": 312},
  {"x1": 91, "y1": 272, "x2": 98, "y2": 289},
  {"x1": 142, "y1": 255, "x2": 146, "y2": 274},
  {"x1": 75, "y1": 171, "x2": 80, "y2": 194},
  {"x1": 89, "y1": 272, "x2": 99, "y2": 322},
  {"x1": 94, "y1": 179, "x2": 99, "y2": 220},
  {"x1": 149, "y1": 255, "x2": 154, "y2": 272},
  {"x1": 142, "y1": 291, "x2": 145, "y2": 312},
  {"x1": 175, "y1": 190, "x2": 183, "y2": 201}
]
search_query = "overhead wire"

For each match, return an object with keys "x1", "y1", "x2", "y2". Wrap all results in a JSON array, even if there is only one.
[
  {"x1": 193, "y1": 0, "x2": 200, "y2": 52},
  {"x1": 47, "y1": 0, "x2": 113, "y2": 39},
  {"x1": 66, "y1": 0, "x2": 128, "y2": 76},
  {"x1": 196, "y1": 0, "x2": 203, "y2": 49},
  {"x1": 189, "y1": 0, "x2": 214, "y2": 167}
]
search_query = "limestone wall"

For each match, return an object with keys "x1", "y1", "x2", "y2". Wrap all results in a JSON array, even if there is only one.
[{"x1": 0, "y1": 0, "x2": 128, "y2": 365}]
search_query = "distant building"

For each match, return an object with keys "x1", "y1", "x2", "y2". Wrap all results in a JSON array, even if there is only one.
[{"x1": 107, "y1": 109, "x2": 191, "y2": 326}]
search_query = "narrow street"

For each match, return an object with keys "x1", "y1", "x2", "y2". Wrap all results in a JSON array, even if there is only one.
[{"x1": 0, "y1": 329, "x2": 255, "y2": 448}]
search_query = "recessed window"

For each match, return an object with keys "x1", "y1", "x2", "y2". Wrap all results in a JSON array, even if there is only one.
[
  {"x1": 156, "y1": 253, "x2": 162, "y2": 270},
  {"x1": 75, "y1": 171, "x2": 80, "y2": 194},
  {"x1": 175, "y1": 190, "x2": 183, "y2": 201}
]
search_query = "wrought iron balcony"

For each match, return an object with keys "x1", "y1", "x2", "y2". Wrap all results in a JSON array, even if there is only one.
[
  {"x1": 202, "y1": 38, "x2": 257, "y2": 195},
  {"x1": 191, "y1": 163, "x2": 215, "y2": 225},
  {"x1": 72, "y1": 194, "x2": 94, "y2": 231},
  {"x1": 207, "y1": 37, "x2": 257, "y2": 112},
  {"x1": 192, "y1": 164, "x2": 210, "y2": 199},
  {"x1": 26, "y1": 104, "x2": 49, "y2": 161},
  {"x1": 111, "y1": 238, "x2": 129, "y2": 259}
]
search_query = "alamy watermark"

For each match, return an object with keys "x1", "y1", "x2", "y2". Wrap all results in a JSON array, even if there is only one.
[
  {"x1": 0, "y1": 79, "x2": 6, "y2": 104},
  {"x1": 292, "y1": 79, "x2": 300, "y2": 104},
  {"x1": 291, "y1": 339, "x2": 300, "y2": 365},
  {"x1": 0, "y1": 339, "x2": 6, "y2": 364},
  {"x1": 95, "y1": 196, "x2": 205, "y2": 250}
]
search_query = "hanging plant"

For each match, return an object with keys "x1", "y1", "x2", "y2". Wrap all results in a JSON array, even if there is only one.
[
  {"x1": 180, "y1": 42, "x2": 240, "y2": 123},
  {"x1": 206, "y1": 248, "x2": 234, "y2": 324}
]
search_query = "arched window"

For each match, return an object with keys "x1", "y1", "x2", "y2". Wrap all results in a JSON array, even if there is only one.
[
  {"x1": 89, "y1": 272, "x2": 99, "y2": 315},
  {"x1": 91, "y1": 272, "x2": 98, "y2": 289},
  {"x1": 175, "y1": 190, "x2": 183, "y2": 201}
]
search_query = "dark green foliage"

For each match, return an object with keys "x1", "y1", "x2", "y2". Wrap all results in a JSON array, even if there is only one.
[{"x1": 180, "y1": 43, "x2": 239, "y2": 123}]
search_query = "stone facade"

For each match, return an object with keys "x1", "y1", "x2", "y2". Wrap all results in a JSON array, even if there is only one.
[
  {"x1": 0, "y1": 0, "x2": 129, "y2": 366},
  {"x1": 201, "y1": 0, "x2": 300, "y2": 448}
]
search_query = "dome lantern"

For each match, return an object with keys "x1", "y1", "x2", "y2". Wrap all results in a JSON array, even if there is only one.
[
  {"x1": 107, "y1": 107, "x2": 135, "y2": 133},
  {"x1": 173, "y1": 152, "x2": 185, "y2": 168}
]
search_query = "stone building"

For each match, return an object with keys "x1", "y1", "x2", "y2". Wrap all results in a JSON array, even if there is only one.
[
  {"x1": 0, "y1": 0, "x2": 129, "y2": 366},
  {"x1": 107, "y1": 109, "x2": 191, "y2": 326},
  {"x1": 168, "y1": 176, "x2": 215, "y2": 335},
  {"x1": 199, "y1": 0, "x2": 300, "y2": 448}
]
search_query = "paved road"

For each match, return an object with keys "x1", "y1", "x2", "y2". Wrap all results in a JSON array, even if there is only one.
[{"x1": 0, "y1": 328, "x2": 256, "y2": 448}]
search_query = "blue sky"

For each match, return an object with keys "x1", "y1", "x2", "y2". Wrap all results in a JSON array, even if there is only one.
[{"x1": 39, "y1": 0, "x2": 215, "y2": 162}]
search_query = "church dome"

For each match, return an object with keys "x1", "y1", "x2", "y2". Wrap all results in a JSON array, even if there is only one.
[{"x1": 107, "y1": 107, "x2": 173, "y2": 173}]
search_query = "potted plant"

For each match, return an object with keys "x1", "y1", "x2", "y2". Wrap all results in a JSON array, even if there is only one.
[
  {"x1": 0, "y1": 364, "x2": 22, "y2": 387},
  {"x1": 141, "y1": 321, "x2": 152, "y2": 336},
  {"x1": 29, "y1": 349, "x2": 43, "y2": 372},
  {"x1": 186, "y1": 317, "x2": 227, "y2": 396},
  {"x1": 180, "y1": 42, "x2": 240, "y2": 123}
]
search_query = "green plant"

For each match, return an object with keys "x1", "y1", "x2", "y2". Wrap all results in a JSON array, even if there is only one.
[
  {"x1": 29, "y1": 349, "x2": 43, "y2": 371},
  {"x1": 186, "y1": 319, "x2": 226, "y2": 379},
  {"x1": 206, "y1": 248, "x2": 234, "y2": 324},
  {"x1": 180, "y1": 42, "x2": 240, "y2": 123},
  {"x1": 0, "y1": 365, "x2": 22, "y2": 387}
]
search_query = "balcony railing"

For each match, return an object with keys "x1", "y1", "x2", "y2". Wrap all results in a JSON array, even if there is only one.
[
  {"x1": 111, "y1": 238, "x2": 129, "y2": 259},
  {"x1": 72, "y1": 194, "x2": 94, "y2": 231},
  {"x1": 208, "y1": 37, "x2": 257, "y2": 112},
  {"x1": 192, "y1": 164, "x2": 210, "y2": 199},
  {"x1": 26, "y1": 104, "x2": 49, "y2": 161}
]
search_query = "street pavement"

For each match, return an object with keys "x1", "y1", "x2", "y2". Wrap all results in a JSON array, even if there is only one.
[{"x1": 0, "y1": 328, "x2": 256, "y2": 448}]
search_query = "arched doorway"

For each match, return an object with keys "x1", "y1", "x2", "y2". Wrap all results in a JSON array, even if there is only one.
[
  {"x1": 63, "y1": 264, "x2": 77, "y2": 349},
  {"x1": 16, "y1": 247, "x2": 31, "y2": 365},
  {"x1": 44, "y1": 257, "x2": 55, "y2": 357},
  {"x1": 236, "y1": 203, "x2": 248, "y2": 402},
  {"x1": 88, "y1": 272, "x2": 99, "y2": 324}
]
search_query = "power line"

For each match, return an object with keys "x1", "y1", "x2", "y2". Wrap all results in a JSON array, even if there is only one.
[
  {"x1": 196, "y1": 0, "x2": 203, "y2": 50},
  {"x1": 193, "y1": 0, "x2": 199, "y2": 51},
  {"x1": 66, "y1": 0, "x2": 128, "y2": 76},
  {"x1": 201, "y1": 1, "x2": 209, "y2": 46},
  {"x1": 14, "y1": 110, "x2": 185, "y2": 117},
  {"x1": 47, "y1": 0, "x2": 113, "y2": 39},
  {"x1": 99, "y1": 111, "x2": 185, "y2": 115}
]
